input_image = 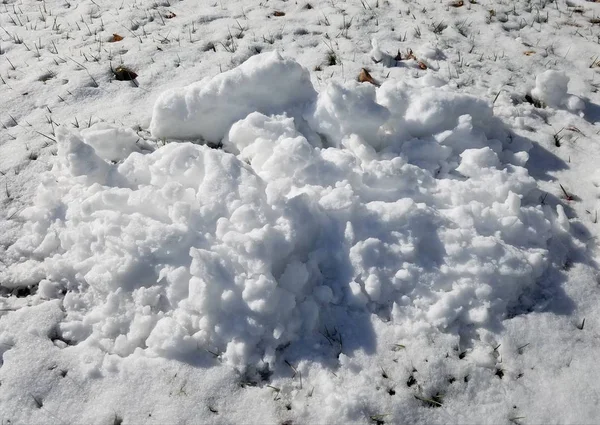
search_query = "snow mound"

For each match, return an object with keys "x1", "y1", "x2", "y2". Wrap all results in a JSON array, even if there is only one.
[
  {"x1": 4, "y1": 53, "x2": 563, "y2": 370},
  {"x1": 149, "y1": 50, "x2": 317, "y2": 143}
]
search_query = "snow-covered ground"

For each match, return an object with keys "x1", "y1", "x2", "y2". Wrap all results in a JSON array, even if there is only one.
[{"x1": 1, "y1": 0, "x2": 600, "y2": 423}]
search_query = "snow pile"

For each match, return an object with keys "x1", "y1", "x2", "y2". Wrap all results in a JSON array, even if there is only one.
[
  {"x1": 531, "y1": 70, "x2": 584, "y2": 112},
  {"x1": 3, "y1": 52, "x2": 564, "y2": 370}
]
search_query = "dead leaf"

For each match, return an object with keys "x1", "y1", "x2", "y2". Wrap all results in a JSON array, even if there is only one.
[
  {"x1": 523, "y1": 50, "x2": 535, "y2": 56},
  {"x1": 358, "y1": 68, "x2": 379, "y2": 86},
  {"x1": 406, "y1": 49, "x2": 417, "y2": 60},
  {"x1": 110, "y1": 33, "x2": 124, "y2": 42},
  {"x1": 417, "y1": 61, "x2": 427, "y2": 70},
  {"x1": 164, "y1": 11, "x2": 176, "y2": 19},
  {"x1": 273, "y1": 11, "x2": 286, "y2": 17},
  {"x1": 450, "y1": 0, "x2": 464, "y2": 7}
]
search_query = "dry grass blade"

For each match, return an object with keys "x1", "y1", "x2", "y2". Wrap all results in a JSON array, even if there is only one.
[{"x1": 559, "y1": 184, "x2": 574, "y2": 201}]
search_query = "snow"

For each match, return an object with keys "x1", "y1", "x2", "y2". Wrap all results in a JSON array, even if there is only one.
[
  {"x1": 531, "y1": 69, "x2": 585, "y2": 112},
  {"x1": 3, "y1": 70, "x2": 551, "y2": 366},
  {"x1": 149, "y1": 50, "x2": 317, "y2": 143},
  {"x1": 1, "y1": 0, "x2": 600, "y2": 424},
  {"x1": 79, "y1": 124, "x2": 146, "y2": 163}
]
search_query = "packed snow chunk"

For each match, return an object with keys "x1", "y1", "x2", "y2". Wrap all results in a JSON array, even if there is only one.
[
  {"x1": 54, "y1": 126, "x2": 114, "y2": 185},
  {"x1": 223, "y1": 112, "x2": 305, "y2": 160},
  {"x1": 566, "y1": 94, "x2": 585, "y2": 112},
  {"x1": 419, "y1": 71, "x2": 448, "y2": 88},
  {"x1": 402, "y1": 88, "x2": 494, "y2": 138},
  {"x1": 415, "y1": 43, "x2": 445, "y2": 61},
  {"x1": 224, "y1": 339, "x2": 258, "y2": 368},
  {"x1": 149, "y1": 51, "x2": 317, "y2": 142},
  {"x1": 79, "y1": 123, "x2": 143, "y2": 162},
  {"x1": 370, "y1": 38, "x2": 397, "y2": 67},
  {"x1": 375, "y1": 80, "x2": 507, "y2": 160},
  {"x1": 555, "y1": 204, "x2": 571, "y2": 232},
  {"x1": 146, "y1": 317, "x2": 196, "y2": 358},
  {"x1": 435, "y1": 115, "x2": 493, "y2": 154},
  {"x1": 376, "y1": 80, "x2": 412, "y2": 134},
  {"x1": 348, "y1": 281, "x2": 368, "y2": 306},
  {"x1": 531, "y1": 70, "x2": 568, "y2": 108},
  {"x1": 531, "y1": 70, "x2": 584, "y2": 111},
  {"x1": 307, "y1": 81, "x2": 390, "y2": 149},
  {"x1": 456, "y1": 147, "x2": 500, "y2": 177}
]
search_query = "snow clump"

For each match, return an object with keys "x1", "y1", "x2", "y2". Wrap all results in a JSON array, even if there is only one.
[
  {"x1": 149, "y1": 51, "x2": 317, "y2": 143},
  {"x1": 531, "y1": 70, "x2": 584, "y2": 112}
]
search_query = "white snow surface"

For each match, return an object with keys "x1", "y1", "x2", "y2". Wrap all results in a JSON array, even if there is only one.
[{"x1": 2, "y1": 1, "x2": 600, "y2": 424}]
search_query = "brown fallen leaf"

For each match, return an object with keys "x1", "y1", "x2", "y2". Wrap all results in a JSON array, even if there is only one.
[
  {"x1": 417, "y1": 61, "x2": 427, "y2": 70},
  {"x1": 358, "y1": 68, "x2": 379, "y2": 86},
  {"x1": 164, "y1": 11, "x2": 176, "y2": 19},
  {"x1": 110, "y1": 33, "x2": 124, "y2": 42},
  {"x1": 523, "y1": 50, "x2": 535, "y2": 56},
  {"x1": 450, "y1": 0, "x2": 464, "y2": 7},
  {"x1": 273, "y1": 11, "x2": 286, "y2": 17}
]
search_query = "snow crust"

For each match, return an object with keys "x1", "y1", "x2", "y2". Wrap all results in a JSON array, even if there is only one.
[{"x1": 3, "y1": 52, "x2": 564, "y2": 370}]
